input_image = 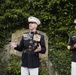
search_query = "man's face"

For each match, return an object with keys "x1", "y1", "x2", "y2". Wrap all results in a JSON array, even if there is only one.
[{"x1": 29, "y1": 22, "x2": 38, "y2": 30}]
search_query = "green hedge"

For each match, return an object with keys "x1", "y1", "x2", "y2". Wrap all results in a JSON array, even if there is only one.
[
  {"x1": 49, "y1": 49, "x2": 71, "y2": 75},
  {"x1": 6, "y1": 55, "x2": 20, "y2": 75}
]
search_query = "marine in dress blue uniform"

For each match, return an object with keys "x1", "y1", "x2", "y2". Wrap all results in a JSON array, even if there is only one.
[
  {"x1": 14, "y1": 31, "x2": 46, "y2": 68},
  {"x1": 11, "y1": 16, "x2": 46, "y2": 75}
]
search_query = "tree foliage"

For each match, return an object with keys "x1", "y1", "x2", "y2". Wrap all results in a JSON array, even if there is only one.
[{"x1": 0, "y1": 0, "x2": 76, "y2": 75}]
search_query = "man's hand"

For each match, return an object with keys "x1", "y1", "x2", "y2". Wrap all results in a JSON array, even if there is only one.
[
  {"x1": 74, "y1": 44, "x2": 76, "y2": 48},
  {"x1": 10, "y1": 40, "x2": 17, "y2": 48},
  {"x1": 67, "y1": 44, "x2": 76, "y2": 50},
  {"x1": 67, "y1": 45, "x2": 71, "y2": 50},
  {"x1": 34, "y1": 44, "x2": 41, "y2": 52}
]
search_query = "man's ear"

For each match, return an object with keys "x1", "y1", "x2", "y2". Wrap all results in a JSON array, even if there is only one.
[{"x1": 35, "y1": 24, "x2": 38, "y2": 28}]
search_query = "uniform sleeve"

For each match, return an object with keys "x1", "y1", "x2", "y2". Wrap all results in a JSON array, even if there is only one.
[
  {"x1": 39, "y1": 35, "x2": 46, "y2": 54},
  {"x1": 68, "y1": 36, "x2": 73, "y2": 46},
  {"x1": 68, "y1": 36, "x2": 76, "y2": 50},
  {"x1": 14, "y1": 36, "x2": 24, "y2": 51}
]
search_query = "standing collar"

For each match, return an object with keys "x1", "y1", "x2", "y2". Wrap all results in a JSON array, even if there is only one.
[{"x1": 30, "y1": 31, "x2": 37, "y2": 34}]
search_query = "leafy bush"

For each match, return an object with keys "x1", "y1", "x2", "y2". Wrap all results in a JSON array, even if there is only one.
[
  {"x1": 0, "y1": 48, "x2": 9, "y2": 75},
  {"x1": 6, "y1": 54, "x2": 21, "y2": 75},
  {"x1": 39, "y1": 59, "x2": 49, "y2": 75},
  {"x1": 49, "y1": 49, "x2": 72, "y2": 75}
]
